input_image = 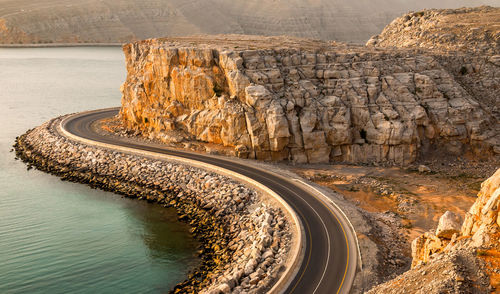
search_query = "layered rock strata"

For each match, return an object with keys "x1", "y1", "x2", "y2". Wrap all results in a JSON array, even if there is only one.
[
  {"x1": 14, "y1": 117, "x2": 293, "y2": 293},
  {"x1": 119, "y1": 35, "x2": 499, "y2": 165},
  {"x1": 1, "y1": 0, "x2": 497, "y2": 44},
  {"x1": 368, "y1": 6, "x2": 500, "y2": 123}
]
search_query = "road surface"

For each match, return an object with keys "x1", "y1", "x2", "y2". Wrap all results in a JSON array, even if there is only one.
[{"x1": 62, "y1": 108, "x2": 359, "y2": 294}]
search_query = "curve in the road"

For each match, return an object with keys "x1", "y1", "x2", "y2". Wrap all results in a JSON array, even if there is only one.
[{"x1": 61, "y1": 108, "x2": 358, "y2": 294}]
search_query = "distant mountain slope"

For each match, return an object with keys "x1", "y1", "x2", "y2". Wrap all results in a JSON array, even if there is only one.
[{"x1": 0, "y1": 0, "x2": 498, "y2": 44}]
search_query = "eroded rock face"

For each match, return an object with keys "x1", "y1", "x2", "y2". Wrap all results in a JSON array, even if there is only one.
[
  {"x1": 368, "y1": 6, "x2": 500, "y2": 122},
  {"x1": 411, "y1": 232, "x2": 446, "y2": 267},
  {"x1": 462, "y1": 168, "x2": 500, "y2": 247},
  {"x1": 119, "y1": 35, "x2": 499, "y2": 165}
]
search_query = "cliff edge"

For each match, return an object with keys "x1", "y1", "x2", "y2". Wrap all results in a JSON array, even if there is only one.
[{"x1": 118, "y1": 35, "x2": 499, "y2": 165}]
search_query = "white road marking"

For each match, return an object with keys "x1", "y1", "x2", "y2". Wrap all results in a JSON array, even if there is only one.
[
  {"x1": 240, "y1": 169, "x2": 332, "y2": 293},
  {"x1": 294, "y1": 178, "x2": 363, "y2": 271}
]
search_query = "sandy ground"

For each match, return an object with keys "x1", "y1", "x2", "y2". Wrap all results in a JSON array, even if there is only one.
[{"x1": 291, "y1": 164, "x2": 484, "y2": 251}]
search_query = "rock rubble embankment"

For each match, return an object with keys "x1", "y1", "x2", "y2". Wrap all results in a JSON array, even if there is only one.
[{"x1": 14, "y1": 116, "x2": 294, "y2": 294}]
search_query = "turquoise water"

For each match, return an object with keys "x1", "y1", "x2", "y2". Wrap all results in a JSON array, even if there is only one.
[{"x1": 0, "y1": 47, "x2": 199, "y2": 294}]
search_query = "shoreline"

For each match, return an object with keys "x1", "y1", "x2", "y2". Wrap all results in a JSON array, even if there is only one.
[
  {"x1": 0, "y1": 43, "x2": 123, "y2": 48},
  {"x1": 14, "y1": 116, "x2": 295, "y2": 293}
]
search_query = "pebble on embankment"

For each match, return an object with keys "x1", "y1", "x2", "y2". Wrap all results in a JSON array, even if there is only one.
[{"x1": 14, "y1": 116, "x2": 293, "y2": 294}]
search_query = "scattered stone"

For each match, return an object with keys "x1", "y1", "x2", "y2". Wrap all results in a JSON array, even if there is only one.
[{"x1": 418, "y1": 165, "x2": 431, "y2": 173}]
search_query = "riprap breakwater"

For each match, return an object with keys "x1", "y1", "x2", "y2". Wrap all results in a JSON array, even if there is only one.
[{"x1": 14, "y1": 116, "x2": 294, "y2": 294}]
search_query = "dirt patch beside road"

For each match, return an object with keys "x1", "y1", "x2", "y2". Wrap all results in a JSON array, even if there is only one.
[{"x1": 291, "y1": 164, "x2": 485, "y2": 253}]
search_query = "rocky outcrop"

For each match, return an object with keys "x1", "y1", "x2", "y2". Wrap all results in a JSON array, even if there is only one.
[
  {"x1": 1, "y1": 0, "x2": 498, "y2": 44},
  {"x1": 436, "y1": 211, "x2": 461, "y2": 239},
  {"x1": 368, "y1": 6, "x2": 500, "y2": 122},
  {"x1": 119, "y1": 35, "x2": 499, "y2": 165},
  {"x1": 410, "y1": 211, "x2": 461, "y2": 268},
  {"x1": 368, "y1": 168, "x2": 500, "y2": 293},
  {"x1": 461, "y1": 168, "x2": 500, "y2": 248},
  {"x1": 367, "y1": 247, "x2": 491, "y2": 294},
  {"x1": 14, "y1": 117, "x2": 294, "y2": 293},
  {"x1": 412, "y1": 169, "x2": 499, "y2": 267}
]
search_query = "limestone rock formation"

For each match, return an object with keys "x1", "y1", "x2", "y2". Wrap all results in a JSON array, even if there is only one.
[
  {"x1": 1, "y1": 0, "x2": 499, "y2": 44},
  {"x1": 409, "y1": 211, "x2": 461, "y2": 268},
  {"x1": 462, "y1": 168, "x2": 500, "y2": 248},
  {"x1": 119, "y1": 35, "x2": 499, "y2": 165},
  {"x1": 368, "y1": 6, "x2": 500, "y2": 122}
]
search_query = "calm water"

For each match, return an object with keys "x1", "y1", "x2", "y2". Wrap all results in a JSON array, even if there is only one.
[{"x1": 0, "y1": 47, "x2": 199, "y2": 294}]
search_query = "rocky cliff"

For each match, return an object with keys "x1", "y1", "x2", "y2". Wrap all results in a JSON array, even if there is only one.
[
  {"x1": 1, "y1": 0, "x2": 499, "y2": 44},
  {"x1": 367, "y1": 6, "x2": 500, "y2": 122},
  {"x1": 118, "y1": 35, "x2": 499, "y2": 165}
]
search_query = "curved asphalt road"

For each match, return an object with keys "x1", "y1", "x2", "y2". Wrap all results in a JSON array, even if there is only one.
[{"x1": 62, "y1": 108, "x2": 358, "y2": 294}]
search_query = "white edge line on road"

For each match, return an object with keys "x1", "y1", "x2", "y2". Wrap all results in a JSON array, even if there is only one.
[
  {"x1": 58, "y1": 111, "x2": 305, "y2": 294},
  {"x1": 293, "y1": 179, "x2": 363, "y2": 271},
  {"x1": 259, "y1": 178, "x2": 331, "y2": 294}
]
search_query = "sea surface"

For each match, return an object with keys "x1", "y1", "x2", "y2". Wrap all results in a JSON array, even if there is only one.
[{"x1": 0, "y1": 47, "x2": 199, "y2": 294}]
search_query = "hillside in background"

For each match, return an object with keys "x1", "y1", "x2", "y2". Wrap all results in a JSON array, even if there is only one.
[
  {"x1": 0, "y1": 0, "x2": 499, "y2": 44},
  {"x1": 367, "y1": 6, "x2": 500, "y2": 54}
]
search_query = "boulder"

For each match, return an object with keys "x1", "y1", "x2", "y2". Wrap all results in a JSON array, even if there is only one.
[
  {"x1": 435, "y1": 211, "x2": 461, "y2": 239},
  {"x1": 418, "y1": 165, "x2": 431, "y2": 173}
]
